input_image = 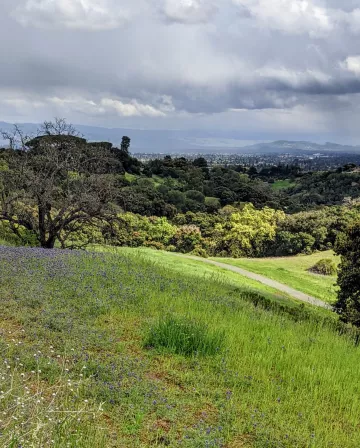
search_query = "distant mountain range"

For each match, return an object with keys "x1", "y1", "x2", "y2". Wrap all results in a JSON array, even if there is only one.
[
  {"x1": 238, "y1": 140, "x2": 360, "y2": 155},
  {"x1": 1, "y1": 121, "x2": 360, "y2": 154}
]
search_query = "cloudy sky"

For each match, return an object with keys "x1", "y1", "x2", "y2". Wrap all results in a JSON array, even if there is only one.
[{"x1": 2, "y1": 0, "x2": 360, "y2": 143}]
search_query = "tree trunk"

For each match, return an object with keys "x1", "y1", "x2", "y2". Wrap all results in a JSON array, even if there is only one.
[
  {"x1": 38, "y1": 205, "x2": 47, "y2": 248},
  {"x1": 44, "y1": 237, "x2": 56, "y2": 249}
]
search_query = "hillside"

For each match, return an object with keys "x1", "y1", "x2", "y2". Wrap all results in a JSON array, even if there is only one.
[
  {"x1": 1, "y1": 246, "x2": 359, "y2": 447},
  {"x1": 215, "y1": 251, "x2": 339, "y2": 304}
]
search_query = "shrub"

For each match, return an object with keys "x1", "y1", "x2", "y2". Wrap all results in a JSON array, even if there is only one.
[
  {"x1": 190, "y1": 245, "x2": 208, "y2": 258},
  {"x1": 0, "y1": 220, "x2": 38, "y2": 247},
  {"x1": 143, "y1": 241, "x2": 166, "y2": 251},
  {"x1": 144, "y1": 315, "x2": 225, "y2": 356},
  {"x1": 171, "y1": 225, "x2": 202, "y2": 253},
  {"x1": 309, "y1": 258, "x2": 337, "y2": 276},
  {"x1": 335, "y1": 221, "x2": 360, "y2": 326}
]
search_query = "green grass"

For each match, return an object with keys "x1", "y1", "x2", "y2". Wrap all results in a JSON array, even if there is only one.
[
  {"x1": 94, "y1": 246, "x2": 314, "y2": 309},
  {"x1": 145, "y1": 314, "x2": 225, "y2": 357},
  {"x1": 0, "y1": 246, "x2": 359, "y2": 447},
  {"x1": 271, "y1": 179, "x2": 296, "y2": 190},
  {"x1": 215, "y1": 251, "x2": 340, "y2": 304}
]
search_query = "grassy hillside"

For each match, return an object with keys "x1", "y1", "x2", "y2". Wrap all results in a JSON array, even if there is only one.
[
  {"x1": 103, "y1": 247, "x2": 312, "y2": 309},
  {"x1": 215, "y1": 251, "x2": 339, "y2": 304},
  {"x1": 0, "y1": 246, "x2": 359, "y2": 447}
]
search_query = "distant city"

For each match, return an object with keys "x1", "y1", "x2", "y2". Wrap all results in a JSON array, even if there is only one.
[{"x1": 134, "y1": 152, "x2": 360, "y2": 171}]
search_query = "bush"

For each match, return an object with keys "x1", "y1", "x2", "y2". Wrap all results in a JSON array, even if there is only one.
[
  {"x1": 334, "y1": 221, "x2": 360, "y2": 326},
  {"x1": 171, "y1": 225, "x2": 202, "y2": 253},
  {"x1": 143, "y1": 241, "x2": 166, "y2": 251},
  {"x1": 190, "y1": 245, "x2": 208, "y2": 258},
  {"x1": 309, "y1": 258, "x2": 337, "y2": 276},
  {"x1": 0, "y1": 220, "x2": 38, "y2": 247},
  {"x1": 144, "y1": 315, "x2": 224, "y2": 356}
]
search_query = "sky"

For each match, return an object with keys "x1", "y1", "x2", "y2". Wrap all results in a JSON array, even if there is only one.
[{"x1": 2, "y1": 0, "x2": 360, "y2": 143}]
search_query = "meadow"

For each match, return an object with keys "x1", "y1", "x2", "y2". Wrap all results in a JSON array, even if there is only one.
[
  {"x1": 216, "y1": 251, "x2": 340, "y2": 304},
  {"x1": 0, "y1": 245, "x2": 359, "y2": 447}
]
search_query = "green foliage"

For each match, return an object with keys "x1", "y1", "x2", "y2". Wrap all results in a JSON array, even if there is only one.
[
  {"x1": 214, "y1": 204, "x2": 285, "y2": 257},
  {"x1": 2, "y1": 121, "x2": 360, "y2": 257},
  {"x1": 309, "y1": 259, "x2": 337, "y2": 276},
  {"x1": 172, "y1": 224, "x2": 202, "y2": 253},
  {"x1": 190, "y1": 245, "x2": 208, "y2": 258},
  {"x1": 272, "y1": 230, "x2": 315, "y2": 255},
  {"x1": 335, "y1": 221, "x2": 360, "y2": 326},
  {"x1": 121, "y1": 136, "x2": 131, "y2": 153},
  {"x1": 97, "y1": 203, "x2": 360, "y2": 259},
  {"x1": 286, "y1": 170, "x2": 360, "y2": 211},
  {"x1": 0, "y1": 220, "x2": 38, "y2": 247},
  {"x1": 205, "y1": 196, "x2": 221, "y2": 212},
  {"x1": 0, "y1": 125, "x2": 118, "y2": 248},
  {"x1": 104, "y1": 213, "x2": 177, "y2": 248},
  {"x1": 145, "y1": 314, "x2": 225, "y2": 356}
]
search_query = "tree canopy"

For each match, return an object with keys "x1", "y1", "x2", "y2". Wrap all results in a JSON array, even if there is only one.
[
  {"x1": 335, "y1": 221, "x2": 360, "y2": 326},
  {"x1": 0, "y1": 122, "x2": 118, "y2": 248}
]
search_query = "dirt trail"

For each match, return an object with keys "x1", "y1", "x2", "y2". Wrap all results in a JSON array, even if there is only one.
[{"x1": 177, "y1": 254, "x2": 332, "y2": 310}]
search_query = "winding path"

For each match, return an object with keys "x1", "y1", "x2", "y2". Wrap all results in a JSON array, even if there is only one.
[{"x1": 175, "y1": 254, "x2": 332, "y2": 310}]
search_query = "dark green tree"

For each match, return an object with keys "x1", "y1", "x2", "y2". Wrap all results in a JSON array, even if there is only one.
[
  {"x1": 0, "y1": 121, "x2": 117, "y2": 249},
  {"x1": 334, "y1": 221, "x2": 360, "y2": 326},
  {"x1": 121, "y1": 136, "x2": 131, "y2": 154}
]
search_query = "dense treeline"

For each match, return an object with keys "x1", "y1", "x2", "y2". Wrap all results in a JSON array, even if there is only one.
[
  {"x1": 1, "y1": 120, "x2": 360, "y2": 257},
  {"x1": 98, "y1": 204, "x2": 360, "y2": 257},
  {"x1": 284, "y1": 169, "x2": 360, "y2": 212},
  {"x1": 119, "y1": 155, "x2": 360, "y2": 215}
]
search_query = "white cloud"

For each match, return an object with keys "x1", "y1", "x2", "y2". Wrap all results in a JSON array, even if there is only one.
[
  {"x1": 48, "y1": 96, "x2": 167, "y2": 117},
  {"x1": 100, "y1": 98, "x2": 166, "y2": 117},
  {"x1": 13, "y1": 0, "x2": 129, "y2": 30},
  {"x1": 232, "y1": 0, "x2": 360, "y2": 38},
  {"x1": 163, "y1": 0, "x2": 217, "y2": 24},
  {"x1": 0, "y1": 93, "x2": 168, "y2": 119},
  {"x1": 232, "y1": 0, "x2": 333, "y2": 36},
  {"x1": 256, "y1": 66, "x2": 331, "y2": 87},
  {"x1": 341, "y1": 56, "x2": 360, "y2": 75},
  {"x1": 49, "y1": 96, "x2": 103, "y2": 115}
]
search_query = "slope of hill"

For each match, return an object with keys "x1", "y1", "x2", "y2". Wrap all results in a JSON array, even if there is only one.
[
  {"x1": 215, "y1": 251, "x2": 339, "y2": 304},
  {"x1": 1, "y1": 245, "x2": 359, "y2": 447},
  {"x1": 115, "y1": 248, "x2": 330, "y2": 308}
]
